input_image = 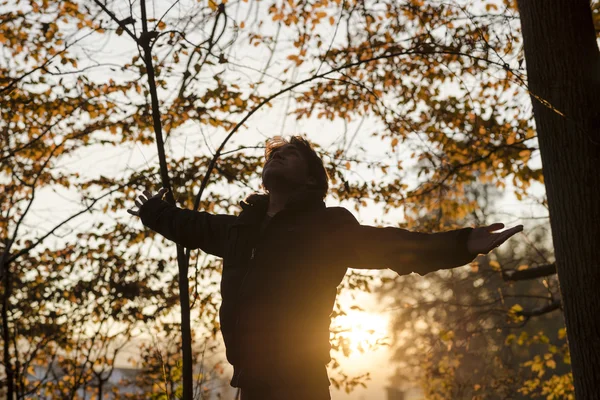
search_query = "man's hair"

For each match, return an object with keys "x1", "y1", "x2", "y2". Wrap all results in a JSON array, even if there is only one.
[{"x1": 264, "y1": 135, "x2": 329, "y2": 199}]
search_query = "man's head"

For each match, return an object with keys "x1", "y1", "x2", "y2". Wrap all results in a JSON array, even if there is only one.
[{"x1": 261, "y1": 136, "x2": 329, "y2": 199}]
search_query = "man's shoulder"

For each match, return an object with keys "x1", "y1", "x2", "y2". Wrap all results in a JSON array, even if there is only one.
[{"x1": 322, "y1": 205, "x2": 359, "y2": 225}]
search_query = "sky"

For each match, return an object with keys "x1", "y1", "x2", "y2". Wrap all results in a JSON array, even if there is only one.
[{"x1": 9, "y1": 0, "x2": 551, "y2": 398}]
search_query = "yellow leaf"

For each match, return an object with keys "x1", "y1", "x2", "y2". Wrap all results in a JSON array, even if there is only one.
[
  {"x1": 525, "y1": 127, "x2": 535, "y2": 139},
  {"x1": 286, "y1": 54, "x2": 303, "y2": 66},
  {"x1": 440, "y1": 330, "x2": 454, "y2": 341},
  {"x1": 558, "y1": 328, "x2": 567, "y2": 340},
  {"x1": 510, "y1": 304, "x2": 523, "y2": 313},
  {"x1": 506, "y1": 132, "x2": 516, "y2": 145},
  {"x1": 240, "y1": 21, "x2": 245, "y2": 29},
  {"x1": 489, "y1": 260, "x2": 501, "y2": 271},
  {"x1": 517, "y1": 331, "x2": 529, "y2": 345},
  {"x1": 208, "y1": 0, "x2": 217, "y2": 11},
  {"x1": 505, "y1": 333, "x2": 516, "y2": 345}
]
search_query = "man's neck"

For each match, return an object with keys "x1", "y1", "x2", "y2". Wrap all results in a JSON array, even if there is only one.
[
  {"x1": 267, "y1": 190, "x2": 291, "y2": 216},
  {"x1": 267, "y1": 185, "x2": 306, "y2": 216}
]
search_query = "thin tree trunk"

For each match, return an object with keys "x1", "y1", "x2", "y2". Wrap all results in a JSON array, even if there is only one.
[
  {"x1": 516, "y1": 1, "x2": 600, "y2": 397},
  {"x1": 98, "y1": 378, "x2": 103, "y2": 400},
  {"x1": 1, "y1": 261, "x2": 14, "y2": 400},
  {"x1": 138, "y1": 2, "x2": 193, "y2": 399}
]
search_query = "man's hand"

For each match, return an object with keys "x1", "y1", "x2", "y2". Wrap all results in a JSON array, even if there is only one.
[
  {"x1": 127, "y1": 187, "x2": 168, "y2": 217},
  {"x1": 467, "y1": 223, "x2": 523, "y2": 255}
]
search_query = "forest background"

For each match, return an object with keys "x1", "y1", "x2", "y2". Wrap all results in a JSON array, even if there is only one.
[{"x1": 2, "y1": 0, "x2": 599, "y2": 399}]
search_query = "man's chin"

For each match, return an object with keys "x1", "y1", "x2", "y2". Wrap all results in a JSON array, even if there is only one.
[
  {"x1": 263, "y1": 173, "x2": 301, "y2": 192},
  {"x1": 263, "y1": 168, "x2": 285, "y2": 181}
]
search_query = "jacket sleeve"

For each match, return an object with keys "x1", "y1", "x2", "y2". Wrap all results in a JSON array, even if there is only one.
[
  {"x1": 329, "y1": 207, "x2": 477, "y2": 276},
  {"x1": 138, "y1": 197, "x2": 235, "y2": 257}
]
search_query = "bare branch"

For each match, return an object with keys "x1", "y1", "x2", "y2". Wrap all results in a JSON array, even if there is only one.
[
  {"x1": 502, "y1": 264, "x2": 557, "y2": 281},
  {"x1": 92, "y1": 0, "x2": 138, "y2": 41},
  {"x1": 517, "y1": 300, "x2": 562, "y2": 318},
  {"x1": 7, "y1": 179, "x2": 139, "y2": 265}
]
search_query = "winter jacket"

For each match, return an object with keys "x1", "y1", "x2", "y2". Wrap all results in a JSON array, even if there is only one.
[{"x1": 138, "y1": 189, "x2": 477, "y2": 389}]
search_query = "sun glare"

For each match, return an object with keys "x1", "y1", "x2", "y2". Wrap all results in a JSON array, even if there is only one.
[{"x1": 334, "y1": 311, "x2": 390, "y2": 357}]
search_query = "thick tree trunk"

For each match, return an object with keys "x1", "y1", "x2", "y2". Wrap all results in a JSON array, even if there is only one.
[{"x1": 516, "y1": 1, "x2": 600, "y2": 397}]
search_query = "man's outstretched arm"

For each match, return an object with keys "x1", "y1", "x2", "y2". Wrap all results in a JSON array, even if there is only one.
[
  {"x1": 127, "y1": 188, "x2": 235, "y2": 257},
  {"x1": 329, "y1": 207, "x2": 523, "y2": 276}
]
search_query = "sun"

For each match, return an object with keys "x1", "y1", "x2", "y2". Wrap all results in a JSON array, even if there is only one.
[{"x1": 333, "y1": 310, "x2": 390, "y2": 358}]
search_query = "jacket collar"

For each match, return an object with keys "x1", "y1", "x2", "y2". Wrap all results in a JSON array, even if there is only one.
[{"x1": 234, "y1": 188, "x2": 325, "y2": 226}]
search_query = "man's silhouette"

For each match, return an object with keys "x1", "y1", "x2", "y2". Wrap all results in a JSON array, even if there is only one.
[{"x1": 128, "y1": 136, "x2": 523, "y2": 400}]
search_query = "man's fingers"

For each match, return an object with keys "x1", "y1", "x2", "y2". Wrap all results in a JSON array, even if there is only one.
[
  {"x1": 515, "y1": 224, "x2": 524, "y2": 232},
  {"x1": 503, "y1": 225, "x2": 523, "y2": 238},
  {"x1": 130, "y1": 188, "x2": 169, "y2": 218},
  {"x1": 493, "y1": 225, "x2": 524, "y2": 246},
  {"x1": 486, "y1": 222, "x2": 505, "y2": 232},
  {"x1": 155, "y1": 187, "x2": 168, "y2": 199}
]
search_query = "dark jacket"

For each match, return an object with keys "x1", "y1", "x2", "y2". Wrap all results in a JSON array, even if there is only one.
[{"x1": 139, "y1": 189, "x2": 476, "y2": 388}]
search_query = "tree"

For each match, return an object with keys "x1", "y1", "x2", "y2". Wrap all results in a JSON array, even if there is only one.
[{"x1": 516, "y1": 1, "x2": 600, "y2": 397}]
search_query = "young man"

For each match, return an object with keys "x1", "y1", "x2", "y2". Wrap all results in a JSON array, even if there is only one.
[{"x1": 128, "y1": 136, "x2": 523, "y2": 400}]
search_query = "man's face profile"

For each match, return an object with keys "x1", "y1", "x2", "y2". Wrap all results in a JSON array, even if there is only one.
[{"x1": 262, "y1": 143, "x2": 311, "y2": 190}]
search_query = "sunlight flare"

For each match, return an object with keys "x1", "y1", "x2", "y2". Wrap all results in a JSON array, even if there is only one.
[{"x1": 334, "y1": 311, "x2": 390, "y2": 357}]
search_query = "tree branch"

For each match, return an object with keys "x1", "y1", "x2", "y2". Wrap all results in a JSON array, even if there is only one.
[
  {"x1": 502, "y1": 263, "x2": 557, "y2": 281},
  {"x1": 7, "y1": 180, "x2": 139, "y2": 265},
  {"x1": 92, "y1": 0, "x2": 138, "y2": 42},
  {"x1": 517, "y1": 300, "x2": 562, "y2": 318}
]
